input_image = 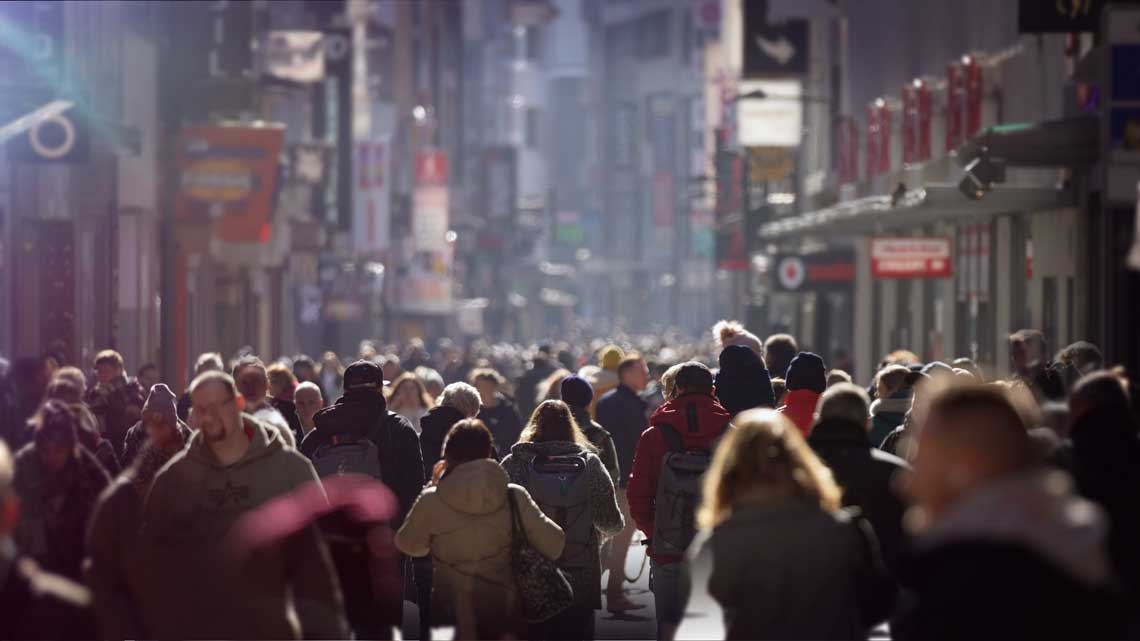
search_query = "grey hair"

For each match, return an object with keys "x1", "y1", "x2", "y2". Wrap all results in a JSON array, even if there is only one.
[
  {"x1": 439, "y1": 382, "x2": 483, "y2": 418},
  {"x1": 294, "y1": 381, "x2": 323, "y2": 400},
  {"x1": 816, "y1": 382, "x2": 871, "y2": 429}
]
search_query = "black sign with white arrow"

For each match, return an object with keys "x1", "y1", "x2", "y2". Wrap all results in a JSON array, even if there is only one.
[{"x1": 742, "y1": 2, "x2": 808, "y2": 77}]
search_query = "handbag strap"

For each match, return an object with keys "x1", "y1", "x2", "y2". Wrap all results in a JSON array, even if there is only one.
[{"x1": 506, "y1": 489, "x2": 529, "y2": 546}]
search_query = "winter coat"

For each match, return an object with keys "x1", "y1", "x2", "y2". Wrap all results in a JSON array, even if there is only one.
[
  {"x1": 516, "y1": 358, "x2": 559, "y2": 419},
  {"x1": 270, "y1": 397, "x2": 305, "y2": 445},
  {"x1": 137, "y1": 416, "x2": 347, "y2": 640},
  {"x1": 681, "y1": 500, "x2": 895, "y2": 640},
  {"x1": 0, "y1": 542, "x2": 94, "y2": 641},
  {"x1": 1065, "y1": 405, "x2": 1140, "y2": 605},
  {"x1": 302, "y1": 388, "x2": 426, "y2": 526},
  {"x1": 596, "y1": 384, "x2": 649, "y2": 487},
  {"x1": 418, "y1": 404, "x2": 467, "y2": 479},
  {"x1": 251, "y1": 403, "x2": 296, "y2": 448},
  {"x1": 12, "y1": 444, "x2": 110, "y2": 580},
  {"x1": 869, "y1": 393, "x2": 910, "y2": 447},
  {"x1": 86, "y1": 444, "x2": 181, "y2": 640},
  {"x1": 72, "y1": 404, "x2": 121, "y2": 477},
  {"x1": 85, "y1": 377, "x2": 145, "y2": 458},
  {"x1": 501, "y1": 441, "x2": 624, "y2": 609},
  {"x1": 893, "y1": 471, "x2": 1126, "y2": 640},
  {"x1": 777, "y1": 389, "x2": 821, "y2": 436},
  {"x1": 395, "y1": 459, "x2": 565, "y2": 633},
  {"x1": 807, "y1": 418, "x2": 911, "y2": 576},
  {"x1": 628, "y1": 393, "x2": 732, "y2": 562},
  {"x1": 120, "y1": 419, "x2": 193, "y2": 468},
  {"x1": 175, "y1": 391, "x2": 191, "y2": 422},
  {"x1": 478, "y1": 394, "x2": 525, "y2": 456},
  {"x1": 571, "y1": 405, "x2": 620, "y2": 484}
]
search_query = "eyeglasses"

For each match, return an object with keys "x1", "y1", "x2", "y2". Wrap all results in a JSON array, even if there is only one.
[{"x1": 191, "y1": 395, "x2": 236, "y2": 420}]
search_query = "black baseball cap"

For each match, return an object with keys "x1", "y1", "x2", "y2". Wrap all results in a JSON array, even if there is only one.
[{"x1": 344, "y1": 360, "x2": 387, "y2": 389}]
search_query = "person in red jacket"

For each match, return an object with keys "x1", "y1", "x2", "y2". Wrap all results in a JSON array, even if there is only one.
[
  {"x1": 627, "y1": 362, "x2": 731, "y2": 640},
  {"x1": 778, "y1": 351, "x2": 827, "y2": 435}
]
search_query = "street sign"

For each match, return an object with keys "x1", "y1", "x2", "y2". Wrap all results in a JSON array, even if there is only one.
[
  {"x1": 737, "y1": 79, "x2": 802, "y2": 147},
  {"x1": 742, "y1": 2, "x2": 807, "y2": 77},
  {"x1": 872, "y1": 237, "x2": 953, "y2": 279},
  {"x1": 748, "y1": 146, "x2": 795, "y2": 181},
  {"x1": 773, "y1": 251, "x2": 855, "y2": 292}
]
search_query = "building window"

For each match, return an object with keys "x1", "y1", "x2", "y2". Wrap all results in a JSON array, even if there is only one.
[
  {"x1": 526, "y1": 107, "x2": 541, "y2": 148},
  {"x1": 637, "y1": 10, "x2": 670, "y2": 60},
  {"x1": 526, "y1": 26, "x2": 543, "y2": 61}
]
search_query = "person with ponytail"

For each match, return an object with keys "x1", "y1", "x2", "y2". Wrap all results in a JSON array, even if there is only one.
[{"x1": 397, "y1": 419, "x2": 564, "y2": 640}]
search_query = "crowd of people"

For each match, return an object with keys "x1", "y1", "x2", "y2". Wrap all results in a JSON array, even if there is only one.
[{"x1": 0, "y1": 322, "x2": 1136, "y2": 640}]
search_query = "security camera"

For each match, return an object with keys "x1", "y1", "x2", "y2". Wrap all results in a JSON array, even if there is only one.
[{"x1": 957, "y1": 150, "x2": 1005, "y2": 200}]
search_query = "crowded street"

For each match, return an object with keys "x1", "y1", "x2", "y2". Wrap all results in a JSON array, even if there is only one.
[{"x1": 2, "y1": 0, "x2": 1140, "y2": 640}]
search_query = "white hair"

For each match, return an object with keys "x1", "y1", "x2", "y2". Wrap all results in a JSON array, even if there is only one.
[
  {"x1": 294, "y1": 381, "x2": 323, "y2": 400},
  {"x1": 0, "y1": 440, "x2": 11, "y2": 497},
  {"x1": 439, "y1": 382, "x2": 483, "y2": 418}
]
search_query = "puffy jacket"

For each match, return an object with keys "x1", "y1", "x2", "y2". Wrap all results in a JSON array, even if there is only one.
[
  {"x1": 778, "y1": 389, "x2": 821, "y2": 436},
  {"x1": 501, "y1": 441, "x2": 623, "y2": 609},
  {"x1": 395, "y1": 459, "x2": 564, "y2": 633},
  {"x1": 807, "y1": 418, "x2": 911, "y2": 577},
  {"x1": 596, "y1": 385, "x2": 649, "y2": 487},
  {"x1": 137, "y1": 416, "x2": 347, "y2": 640},
  {"x1": 627, "y1": 393, "x2": 731, "y2": 562},
  {"x1": 302, "y1": 388, "x2": 426, "y2": 526}
]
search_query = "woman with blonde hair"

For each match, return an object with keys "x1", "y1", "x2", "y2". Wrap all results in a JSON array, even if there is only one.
[
  {"x1": 386, "y1": 372, "x2": 435, "y2": 435},
  {"x1": 501, "y1": 400, "x2": 623, "y2": 640},
  {"x1": 679, "y1": 409, "x2": 894, "y2": 640}
]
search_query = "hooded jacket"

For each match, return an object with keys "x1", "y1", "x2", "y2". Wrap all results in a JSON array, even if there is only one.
[
  {"x1": 894, "y1": 470, "x2": 1126, "y2": 640},
  {"x1": 778, "y1": 389, "x2": 821, "y2": 436},
  {"x1": 86, "y1": 443, "x2": 183, "y2": 640},
  {"x1": 807, "y1": 418, "x2": 910, "y2": 576},
  {"x1": 120, "y1": 419, "x2": 193, "y2": 469},
  {"x1": 302, "y1": 388, "x2": 425, "y2": 525},
  {"x1": 628, "y1": 393, "x2": 732, "y2": 562},
  {"x1": 501, "y1": 441, "x2": 623, "y2": 609},
  {"x1": 137, "y1": 416, "x2": 347, "y2": 640},
  {"x1": 13, "y1": 444, "x2": 110, "y2": 581},
  {"x1": 395, "y1": 459, "x2": 564, "y2": 630},
  {"x1": 418, "y1": 404, "x2": 468, "y2": 478}
]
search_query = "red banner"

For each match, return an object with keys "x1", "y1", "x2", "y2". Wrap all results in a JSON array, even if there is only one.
[
  {"x1": 865, "y1": 103, "x2": 879, "y2": 178},
  {"x1": 902, "y1": 86, "x2": 916, "y2": 165},
  {"x1": 416, "y1": 150, "x2": 448, "y2": 186},
  {"x1": 946, "y1": 63, "x2": 963, "y2": 152},
  {"x1": 964, "y1": 55, "x2": 983, "y2": 138},
  {"x1": 877, "y1": 101, "x2": 891, "y2": 174},
  {"x1": 836, "y1": 116, "x2": 858, "y2": 184},
  {"x1": 871, "y1": 237, "x2": 953, "y2": 279},
  {"x1": 175, "y1": 125, "x2": 285, "y2": 243},
  {"x1": 917, "y1": 80, "x2": 932, "y2": 161}
]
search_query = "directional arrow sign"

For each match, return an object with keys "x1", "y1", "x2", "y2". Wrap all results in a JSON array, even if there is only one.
[{"x1": 742, "y1": 2, "x2": 808, "y2": 77}]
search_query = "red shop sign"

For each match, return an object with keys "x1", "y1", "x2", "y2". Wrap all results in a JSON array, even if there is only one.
[
  {"x1": 871, "y1": 236, "x2": 953, "y2": 279},
  {"x1": 946, "y1": 63, "x2": 963, "y2": 152}
]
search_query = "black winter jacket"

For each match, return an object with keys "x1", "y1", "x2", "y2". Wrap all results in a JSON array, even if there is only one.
[
  {"x1": 418, "y1": 405, "x2": 467, "y2": 479},
  {"x1": 808, "y1": 418, "x2": 911, "y2": 576},
  {"x1": 477, "y1": 395, "x2": 524, "y2": 457},
  {"x1": 595, "y1": 385, "x2": 648, "y2": 487},
  {"x1": 301, "y1": 389, "x2": 426, "y2": 525}
]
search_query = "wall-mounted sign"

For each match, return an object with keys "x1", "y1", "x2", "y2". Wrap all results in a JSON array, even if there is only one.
[
  {"x1": 773, "y1": 250, "x2": 855, "y2": 292},
  {"x1": 737, "y1": 79, "x2": 802, "y2": 147},
  {"x1": 872, "y1": 237, "x2": 953, "y2": 279},
  {"x1": 742, "y1": 2, "x2": 808, "y2": 76}
]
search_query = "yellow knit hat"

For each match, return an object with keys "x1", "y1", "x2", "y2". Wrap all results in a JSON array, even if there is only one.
[{"x1": 599, "y1": 345, "x2": 625, "y2": 371}]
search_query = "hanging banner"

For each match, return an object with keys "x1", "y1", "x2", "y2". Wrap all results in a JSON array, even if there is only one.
[
  {"x1": 871, "y1": 237, "x2": 953, "y2": 279},
  {"x1": 964, "y1": 56, "x2": 983, "y2": 138},
  {"x1": 946, "y1": 63, "x2": 964, "y2": 152},
  {"x1": 412, "y1": 149, "x2": 449, "y2": 251},
  {"x1": 175, "y1": 125, "x2": 286, "y2": 244},
  {"x1": 353, "y1": 138, "x2": 390, "y2": 253},
  {"x1": 398, "y1": 249, "x2": 453, "y2": 315}
]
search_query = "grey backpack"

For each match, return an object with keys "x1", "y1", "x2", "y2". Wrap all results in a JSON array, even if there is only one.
[
  {"x1": 311, "y1": 415, "x2": 387, "y2": 481},
  {"x1": 653, "y1": 420, "x2": 725, "y2": 556},
  {"x1": 525, "y1": 451, "x2": 593, "y2": 571}
]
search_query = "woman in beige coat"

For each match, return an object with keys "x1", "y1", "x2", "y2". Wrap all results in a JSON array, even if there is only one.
[{"x1": 396, "y1": 419, "x2": 565, "y2": 639}]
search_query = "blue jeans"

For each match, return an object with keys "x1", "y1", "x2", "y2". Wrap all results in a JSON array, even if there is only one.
[{"x1": 649, "y1": 559, "x2": 691, "y2": 640}]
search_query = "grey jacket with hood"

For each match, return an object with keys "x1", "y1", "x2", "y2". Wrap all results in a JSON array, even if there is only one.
[
  {"x1": 501, "y1": 441, "x2": 623, "y2": 610},
  {"x1": 137, "y1": 415, "x2": 346, "y2": 640}
]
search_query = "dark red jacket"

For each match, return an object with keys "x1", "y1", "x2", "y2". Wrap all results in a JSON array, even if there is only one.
[
  {"x1": 779, "y1": 389, "x2": 821, "y2": 436},
  {"x1": 627, "y1": 393, "x2": 731, "y2": 562}
]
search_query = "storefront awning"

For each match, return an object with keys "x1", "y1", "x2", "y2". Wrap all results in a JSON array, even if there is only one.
[{"x1": 758, "y1": 184, "x2": 1075, "y2": 240}]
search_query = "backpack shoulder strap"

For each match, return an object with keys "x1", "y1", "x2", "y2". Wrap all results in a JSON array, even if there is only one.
[{"x1": 657, "y1": 423, "x2": 684, "y2": 452}]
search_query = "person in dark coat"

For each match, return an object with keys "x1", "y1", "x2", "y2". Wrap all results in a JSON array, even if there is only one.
[
  {"x1": 120, "y1": 384, "x2": 192, "y2": 468},
  {"x1": 808, "y1": 383, "x2": 910, "y2": 577},
  {"x1": 472, "y1": 368, "x2": 525, "y2": 456},
  {"x1": 1063, "y1": 371, "x2": 1140, "y2": 615},
  {"x1": 267, "y1": 362, "x2": 306, "y2": 444},
  {"x1": 1, "y1": 356, "x2": 51, "y2": 450},
  {"x1": 713, "y1": 345, "x2": 775, "y2": 417},
  {"x1": 13, "y1": 401, "x2": 110, "y2": 582},
  {"x1": 894, "y1": 385, "x2": 1125, "y2": 640},
  {"x1": 762, "y1": 333, "x2": 798, "y2": 379},
  {"x1": 561, "y1": 375, "x2": 621, "y2": 483},
  {"x1": 0, "y1": 439, "x2": 94, "y2": 641},
  {"x1": 84, "y1": 350, "x2": 145, "y2": 459},
  {"x1": 868, "y1": 365, "x2": 912, "y2": 447},
  {"x1": 38, "y1": 374, "x2": 120, "y2": 477},
  {"x1": 419, "y1": 382, "x2": 483, "y2": 478},
  {"x1": 514, "y1": 345, "x2": 558, "y2": 420},
  {"x1": 778, "y1": 352, "x2": 827, "y2": 436}
]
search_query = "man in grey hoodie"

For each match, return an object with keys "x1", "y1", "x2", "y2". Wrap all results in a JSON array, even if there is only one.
[{"x1": 136, "y1": 371, "x2": 347, "y2": 639}]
